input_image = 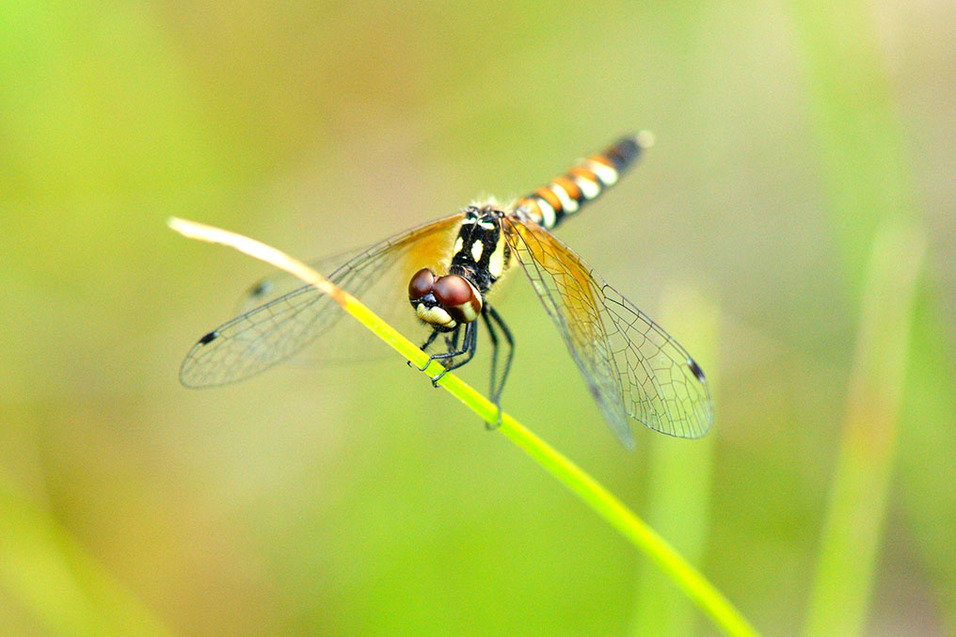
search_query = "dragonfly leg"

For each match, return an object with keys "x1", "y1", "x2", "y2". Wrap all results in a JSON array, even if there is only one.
[
  {"x1": 425, "y1": 322, "x2": 478, "y2": 386},
  {"x1": 410, "y1": 328, "x2": 444, "y2": 371},
  {"x1": 482, "y1": 305, "x2": 514, "y2": 428}
]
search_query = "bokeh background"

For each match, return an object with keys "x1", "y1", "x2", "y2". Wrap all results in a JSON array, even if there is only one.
[{"x1": 2, "y1": 1, "x2": 954, "y2": 635}]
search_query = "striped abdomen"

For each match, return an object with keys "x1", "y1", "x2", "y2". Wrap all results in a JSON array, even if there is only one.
[{"x1": 514, "y1": 133, "x2": 648, "y2": 230}]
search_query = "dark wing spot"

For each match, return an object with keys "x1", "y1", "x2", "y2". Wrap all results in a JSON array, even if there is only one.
[
  {"x1": 198, "y1": 330, "x2": 220, "y2": 345},
  {"x1": 687, "y1": 358, "x2": 706, "y2": 383},
  {"x1": 249, "y1": 280, "x2": 271, "y2": 298}
]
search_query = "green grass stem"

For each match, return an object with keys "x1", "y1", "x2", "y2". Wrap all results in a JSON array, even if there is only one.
[
  {"x1": 791, "y1": 2, "x2": 936, "y2": 633},
  {"x1": 804, "y1": 222, "x2": 925, "y2": 636}
]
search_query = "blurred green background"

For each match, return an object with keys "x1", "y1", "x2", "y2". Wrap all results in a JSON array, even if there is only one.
[{"x1": 2, "y1": 1, "x2": 954, "y2": 635}]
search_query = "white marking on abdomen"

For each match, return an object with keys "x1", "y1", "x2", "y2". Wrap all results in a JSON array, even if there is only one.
[
  {"x1": 584, "y1": 159, "x2": 618, "y2": 185},
  {"x1": 574, "y1": 174, "x2": 601, "y2": 200},
  {"x1": 536, "y1": 196, "x2": 557, "y2": 228},
  {"x1": 550, "y1": 183, "x2": 579, "y2": 214}
]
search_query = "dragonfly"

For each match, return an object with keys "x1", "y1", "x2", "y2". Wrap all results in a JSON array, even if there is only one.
[{"x1": 180, "y1": 134, "x2": 713, "y2": 448}]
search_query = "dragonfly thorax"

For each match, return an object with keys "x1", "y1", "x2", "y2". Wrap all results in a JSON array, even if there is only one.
[{"x1": 452, "y1": 205, "x2": 510, "y2": 292}]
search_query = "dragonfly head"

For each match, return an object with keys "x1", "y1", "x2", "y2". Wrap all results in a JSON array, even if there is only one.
[{"x1": 408, "y1": 268, "x2": 482, "y2": 330}]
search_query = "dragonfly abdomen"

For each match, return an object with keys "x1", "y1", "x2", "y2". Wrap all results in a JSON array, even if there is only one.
[{"x1": 515, "y1": 134, "x2": 646, "y2": 231}]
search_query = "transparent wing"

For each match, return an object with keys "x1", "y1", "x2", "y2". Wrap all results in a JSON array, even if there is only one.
[
  {"x1": 235, "y1": 244, "x2": 372, "y2": 315},
  {"x1": 180, "y1": 213, "x2": 466, "y2": 387},
  {"x1": 503, "y1": 215, "x2": 713, "y2": 447}
]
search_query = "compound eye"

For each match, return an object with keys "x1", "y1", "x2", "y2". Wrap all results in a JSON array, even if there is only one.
[
  {"x1": 433, "y1": 275, "x2": 474, "y2": 307},
  {"x1": 433, "y1": 274, "x2": 481, "y2": 323},
  {"x1": 408, "y1": 268, "x2": 436, "y2": 301}
]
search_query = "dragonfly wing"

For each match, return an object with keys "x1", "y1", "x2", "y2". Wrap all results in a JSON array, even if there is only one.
[
  {"x1": 503, "y1": 216, "x2": 713, "y2": 446},
  {"x1": 236, "y1": 245, "x2": 371, "y2": 315},
  {"x1": 180, "y1": 213, "x2": 466, "y2": 387}
]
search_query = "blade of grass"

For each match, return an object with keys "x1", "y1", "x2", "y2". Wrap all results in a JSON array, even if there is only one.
[
  {"x1": 170, "y1": 217, "x2": 759, "y2": 637},
  {"x1": 804, "y1": 221, "x2": 925, "y2": 636},
  {"x1": 631, "y1": 286, "x2": 719, "y2": 636},
  {"x1": 790, "y1": 1, "x2": 949, "y2": 633}
]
